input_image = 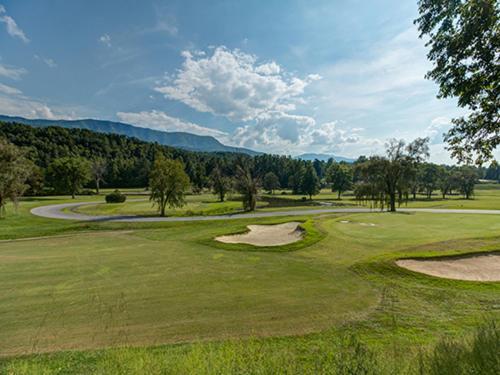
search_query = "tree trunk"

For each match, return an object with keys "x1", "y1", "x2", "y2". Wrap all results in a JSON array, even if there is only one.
[
  {"x1": 96, "y1": 179, "x2": 100, "y2": 195},
  {"x1": 389, "y1": 193, "x2": 396, "y2": 212},
  {"x1": 72, "y1": 190, "x2": 75, "y2": 199},
  {"x1": 338, "y1": 191, "x2": 341, "y2": 200}
]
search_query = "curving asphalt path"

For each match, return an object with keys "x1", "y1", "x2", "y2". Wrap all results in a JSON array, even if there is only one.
[{"x1": 30, "y1": 202, "x2": 500, "y2": 222}]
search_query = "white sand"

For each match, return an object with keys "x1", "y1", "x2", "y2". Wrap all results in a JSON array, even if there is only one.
[
  {"x1": 215, "y1": 222, "x2": 303, "y2": 247},
  {"x1": 396, "y1": 254, "x2": 500, "y2": 281}
]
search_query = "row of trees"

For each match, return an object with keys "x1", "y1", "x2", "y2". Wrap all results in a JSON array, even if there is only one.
[{"x1": 0, "y1": 122, "x2": 492, "y2": 216}]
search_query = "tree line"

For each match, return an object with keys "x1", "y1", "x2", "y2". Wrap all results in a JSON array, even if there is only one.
[{"x1": 0, "y1": 121, "x2": 496, "y2": 216}]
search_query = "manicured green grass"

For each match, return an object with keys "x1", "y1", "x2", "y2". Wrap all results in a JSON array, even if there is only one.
[
  {"x1": 0, "y1": 195, "x2": 499, "y2": 373},
  {"x1": 73, "y1": 193, "x2": 253, "y2": 217}
]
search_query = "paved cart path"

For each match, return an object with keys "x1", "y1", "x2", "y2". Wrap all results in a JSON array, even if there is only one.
[{"x1": 30, "y1": 202, "x2": 500, "y2": 222}]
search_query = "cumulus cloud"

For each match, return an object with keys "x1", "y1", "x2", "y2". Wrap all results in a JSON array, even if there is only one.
[
  {"x1": 425, "y1": 116, "x2": 451, "y2": 144},
  {"x1": 99, "y1": 34, "x2": 112, "y2": 47},
  {"x1": 0, "y1": 94, "x2": 57, "y2": 119},
  {"x1": 0, "y1": 5, "x2": 29, "y2": 43},
  {"x1": 117, "y1": 110, "x2": 228, "y2": 139},
  {"x1": 155, "y1": 46, "x2": 321, "y2": 121}
]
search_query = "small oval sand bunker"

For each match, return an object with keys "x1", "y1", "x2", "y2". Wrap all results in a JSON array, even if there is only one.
[
  {"x1": 216, "y1": 222, "x2": 304, "y2": 247},
  {"x1": 397, "y1": 253, "x2": 500, "y2": 281}
]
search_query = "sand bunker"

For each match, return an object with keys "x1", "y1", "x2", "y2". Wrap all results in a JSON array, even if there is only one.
[
  {"x1": 397, "y1": 254, "x2": 500, "y2": 281},
  {"x1": 216, "y1": 222, "x2": 303, "y2": 247}
]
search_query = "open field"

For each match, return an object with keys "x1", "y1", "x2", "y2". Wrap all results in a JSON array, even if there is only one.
[{"x1": 0, "y1": 193, "x2": 499, "y2": 372}]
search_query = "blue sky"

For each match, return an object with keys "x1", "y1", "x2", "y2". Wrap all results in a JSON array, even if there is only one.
[{"x1": 0, "y1": 0, "x2": 493, "y2": 163}]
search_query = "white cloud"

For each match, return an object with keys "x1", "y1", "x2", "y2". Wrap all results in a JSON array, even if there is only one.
[
  {"x1": 116, "y1": 110, "x2": 228, "y2": 139},
  {"x1": 99, "y1": 34, "x2": 112, "y2": 47},
  {"x1": 425, "y1": 116, "x2": 451, "y2": 144},
  {"x1": 0, "y1": 5, "x2": 29, "y2": 43},
  {"x1": 155, "y1": 46, "x2": 321, "y2": 121},
  {"x1": 34, "y1": 54, "x2": 57, "y2": 68},
  {"x1": 0, "y1": 63, "x2": 26, "y2": 79},
  {"x1": 0, "y1": 94, "x2": 57, "y2": 119},
  {"x1": 0, "y1": 82, "x2": 22, "y2": 95}
]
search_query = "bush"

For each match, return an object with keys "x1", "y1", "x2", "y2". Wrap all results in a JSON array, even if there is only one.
[{"x1": 105, "y1": 190, "x2": 126, "y2": 203}]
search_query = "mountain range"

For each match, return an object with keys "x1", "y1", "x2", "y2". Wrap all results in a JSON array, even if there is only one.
[
  {"x1": 0, "y1": 115, "x2": 260, "y2": 155},
  {"x1": 295, "y1": 153, "x2": 356, "y2": 163},
  {"x1": 0, "y1": 115, "x2": 356, "y2": 161}
]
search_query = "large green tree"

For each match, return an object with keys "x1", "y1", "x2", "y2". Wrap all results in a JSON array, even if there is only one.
[
  {"x1": 47, "y1": 157, "x2": 91, "y2": 199},
  {"x1": 355, "y1": 138, "x2": 430, "y2": 212},
  {"x1": 301, "y1": 163, "x2": 321, "y2": 200},
  {"x1": 326, "y1": 163, "x2": 353, "y2": 199},
  {"x1": 0, "y1": 139, "x2": 33, "y2": 217},
  {"x1": 415, "y1": 0, "x2": 499, "y2": 164},
  {"x1": 262, "y1": 172, "x2": 280, "y2": 194},
  {"x1": 149, "y1": 155, "x2": 190, "y2": 217}
]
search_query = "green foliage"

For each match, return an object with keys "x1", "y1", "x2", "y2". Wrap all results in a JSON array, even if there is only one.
[
  {"x1": 234, "y1": 162, "x2": 258, "y2": 211},
  {"x1": 0, "y1": 139, "x2": 33, "y2": 217},
  {"x1": 419, "y1": 321, "x2": 499, "y2": 375},
  {"x1": 47, "y1": 157, "x2": 91, "y2": 199},
  {"x1": 415, "y1": 0, "x2": 499, "y2": 164},
  {"x1": 420, "y1": 163, "x2": 441, "y2": 198},
  {"x1": 105, "y1": 189, "x2": 127, "y2": 203},
  {"x1": 456, "y1": 165, "x2": 479, "y2": 199},
  {"x1": 326, "y1": 162, "x2": 353, "y2": 199},
  {"x1": 355, "y1": 138, "x2": 430, "y2": 211},
  {"x1": 301, "y1": 163, "x2": 320, "y2": 199},
  {"x1": 262, "y1": 171, "x2": 280, "y2": 194},
  {"x1": 149, "y1": 155, "x2": 190, "y2": 216},
  {"x1": 210, "y1": 165, "x2": 231, "y2": 202}
]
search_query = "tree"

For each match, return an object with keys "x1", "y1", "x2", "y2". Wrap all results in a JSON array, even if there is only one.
[
  {"x1": 415, "y1": 0, "x2": 499, "y2": 164},
  {"x1": 262, "y1": 172, "x2": 280, "y2": 194},
  {"x1": 457, "y1": 166, "x2": 479, "y2": 199},
  {"x1": 301, "y1": 163, "x2": 321, "y2": 199},
  {"x1": 355, "y1": 138, "x2": 430, "y2": 212},
  {"x1": 47, "y1": 157, "x2": 90, "y2": 199},
  {"x1": 326, "y1": 163, "x2": 353, "y2": 199},
  {"x1": 485, "y1": 160, "x2": 500, "y2": 181},
  {"x1": 288, "y1": 162, "x2": 305, "y2": 194},
  {"x1": 438, "y1": 167, "x2": 452, "y2": 199},
  {"x1": 420, "y1": 163, "x2": 441, "y2": 199},
  {"x1": 91, "y1": 158, "x2": 106, "y2": 194},
  {"x1": 234, "y1": 162, "x2": 258, "y2": 211},
  {"x1": 0, "y1": 139, "x2": 33, "y2": 217},
  {"x1": 149, "y1": 155, "x2": 190, "y2": 217},
  {"x1": 211, "y1": 165, "x2": 231, "y2": 202}
]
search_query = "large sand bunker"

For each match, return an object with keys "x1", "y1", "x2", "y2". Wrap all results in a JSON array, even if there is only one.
[
  {"x1": 397, "y1": 253, "x2": 500, "y2": 281},
  {"x1": 215, "y1": 222, "x2": 304, "y2": 247}
]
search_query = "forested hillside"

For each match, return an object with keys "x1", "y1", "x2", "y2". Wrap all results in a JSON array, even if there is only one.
[{"x1": 0, "y1": 115, "x2": 259, "y2": 155}]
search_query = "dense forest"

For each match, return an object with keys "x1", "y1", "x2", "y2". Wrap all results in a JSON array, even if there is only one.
[{"x1": 1, "y1": 121, "x2": 499, "y2": 204}]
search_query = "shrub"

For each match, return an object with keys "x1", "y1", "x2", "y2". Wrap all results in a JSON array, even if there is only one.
[{"x1": 105, "y1": 190, "x2": 126, "y2": 203}]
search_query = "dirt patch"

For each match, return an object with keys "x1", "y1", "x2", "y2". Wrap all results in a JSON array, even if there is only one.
[
  {"x1": 396, "y1": 254, "x2": 500, "y2": 281},
  {"x1": 215, "y1": 222, "x2": 304, "y2": 247}
]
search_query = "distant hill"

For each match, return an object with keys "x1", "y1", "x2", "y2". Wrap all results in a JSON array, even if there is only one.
[
  {"x1": 0, "y1": 115, "x2": 260, "y2": 155},
  {"x1": 295, "y1": 153, "x2": 355, "y2": 163}
]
